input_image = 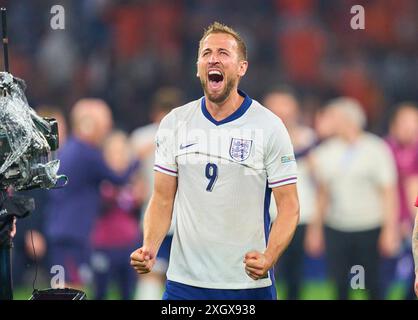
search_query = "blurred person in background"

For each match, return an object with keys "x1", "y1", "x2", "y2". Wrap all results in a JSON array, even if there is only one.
[
  {"x1": 44, "y1": 99, "x2": 139, "y2": 290},
  {"x1": 313, "y1": 105, "x2": 338, "y2": 143},
  {"x1": 130, "y1": 87, "x2": 184, "y2": 300},
  {"x1": 383, "y1": 103, "x2": 418, "y2": 299},
  {"x1": 90, "y1": 131, "x2": 144, "y2": 300},
  {"x1": 263, "y1": 87, "x2": 317, "y2": 299},
  {"x1": 13, "y1": 106, "x2": 67, "y2": 288},
  {"x1": 305, "y1": 97, "x2": 399, "y2": 300}
]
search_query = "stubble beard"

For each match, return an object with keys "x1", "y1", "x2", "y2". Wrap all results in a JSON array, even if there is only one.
[{"x1": 200, "y1": 76, "x2": 237, "y2": 104}]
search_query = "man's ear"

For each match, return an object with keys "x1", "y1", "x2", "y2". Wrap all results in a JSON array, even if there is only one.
[{"x1": 238, "y1": 60, "x2": 248, "y2": 77}]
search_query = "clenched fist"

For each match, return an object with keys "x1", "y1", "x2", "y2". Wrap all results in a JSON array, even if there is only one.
[
  {"x1": 130, "y1": 247, "x2": 156, "y2": 274},
  {"x1": 243, "y1": 251, "x2": 273, "y2": 281}
]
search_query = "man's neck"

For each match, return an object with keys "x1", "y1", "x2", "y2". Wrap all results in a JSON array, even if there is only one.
[{"x1": 205, "y1": 89, "x2": 244, "y2": 122}]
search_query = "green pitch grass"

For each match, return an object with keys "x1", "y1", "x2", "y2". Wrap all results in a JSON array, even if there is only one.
[
  {"x1": 12, "y1": 280, "x2": 407, "y2": 300},
  {"x1": 276, "y1": 280, "x2": 406, "y2": 300}
]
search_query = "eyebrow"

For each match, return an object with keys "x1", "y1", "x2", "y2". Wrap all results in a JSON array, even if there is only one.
[{"x1": 201, "y1": 48, "x2": 231, "y2": 54}]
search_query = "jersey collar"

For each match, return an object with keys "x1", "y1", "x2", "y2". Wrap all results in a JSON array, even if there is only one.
[{"x1": 201, "y1": 89, "x2": 252, "y2": 126}]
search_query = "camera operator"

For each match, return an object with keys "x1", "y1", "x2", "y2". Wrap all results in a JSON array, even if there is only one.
[{"x1": 44, "y1": 99, "x2": 139, "y2": 290}]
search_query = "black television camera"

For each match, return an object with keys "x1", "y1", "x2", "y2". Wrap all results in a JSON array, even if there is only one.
[
  {"x1": 0, "y1": 72, "x2": 67, "y2": 300},
  {"x1": 0, "y1": 72, "x2": 64, "y2": 191}
]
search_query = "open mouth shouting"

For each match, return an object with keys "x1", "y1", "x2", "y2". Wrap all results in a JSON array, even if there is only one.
[{"x1": 207, "y1": 69, "x2": 224, "y2": 92}]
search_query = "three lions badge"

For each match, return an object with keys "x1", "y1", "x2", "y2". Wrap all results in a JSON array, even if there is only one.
[{"x1": 229, "y1": 138, "x2": 252, "y2": 162}]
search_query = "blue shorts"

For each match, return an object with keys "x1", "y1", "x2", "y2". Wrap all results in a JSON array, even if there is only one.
[{"x1": 162, "y1": 280, "x2": 277, "y2": 300}]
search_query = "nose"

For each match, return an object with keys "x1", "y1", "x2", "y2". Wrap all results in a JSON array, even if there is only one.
[{"x1": 208, "y1": 53, "x2": 220, "y2": 64}]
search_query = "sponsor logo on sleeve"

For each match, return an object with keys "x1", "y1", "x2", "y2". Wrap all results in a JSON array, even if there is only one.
[{"x1": 281, "y1": 155, "x2": 296, "y2": 164}]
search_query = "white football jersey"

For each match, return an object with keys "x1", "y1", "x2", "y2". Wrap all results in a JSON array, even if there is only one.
[{"x1": 154, "y1": 90, "x2": 297, "y2": 289}]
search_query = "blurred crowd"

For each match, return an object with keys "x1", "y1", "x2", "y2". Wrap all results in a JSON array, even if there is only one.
[
  {"x1": 2, "y1": 0, "x2": 418, "y2": 132},
  {"x1": 5, "y1": 0, "x2": 418, "y2": 299}
]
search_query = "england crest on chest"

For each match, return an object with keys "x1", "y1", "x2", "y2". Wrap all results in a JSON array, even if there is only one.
[{"x1": 229, "y1": 138, "x2": 253, "y2": 162}]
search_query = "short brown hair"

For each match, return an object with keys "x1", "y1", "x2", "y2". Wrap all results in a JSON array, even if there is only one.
[{"x1": 198, "y1": 22, "x2": 247, "y2": 60}]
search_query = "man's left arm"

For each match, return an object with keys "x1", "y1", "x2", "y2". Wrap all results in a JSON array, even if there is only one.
[{"x1": 244, "y1": 183, "x2": 299, "y2": 280}]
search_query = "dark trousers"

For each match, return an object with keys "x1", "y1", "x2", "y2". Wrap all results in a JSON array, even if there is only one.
[
  {"x1": 92, "y1": 246, "x2": 138, "y2": 300},
  {"x1": 275, "y1": 224, "x2": 306, "y2": 300},
  {"x1": 325, "y1": 226, "x2": 381, "y2": 300}
]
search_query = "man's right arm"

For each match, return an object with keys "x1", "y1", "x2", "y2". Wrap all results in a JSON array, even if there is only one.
[{"x1": 130, "y1": 171, "x2": 177, "y2": 274}]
